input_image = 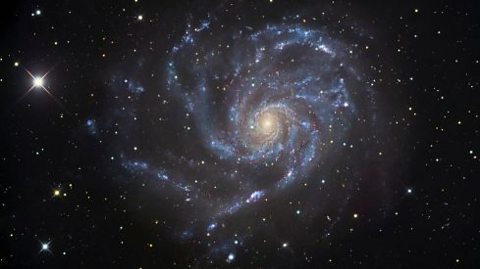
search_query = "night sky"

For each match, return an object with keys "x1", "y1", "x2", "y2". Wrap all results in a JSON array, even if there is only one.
[{"x1": 1, "y1": 0, "x2": 479, "y2": 268}]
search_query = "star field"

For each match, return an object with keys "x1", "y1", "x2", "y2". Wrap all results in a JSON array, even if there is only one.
[{"x1": 1, "y1": 0, "x2": 479, "y2": 268}]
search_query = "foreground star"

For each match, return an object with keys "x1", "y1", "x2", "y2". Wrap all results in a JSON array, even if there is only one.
[
  {"x1": 24, "y1": 68, "x2": 51, "y2": 96},
  {"x1": 33, "y1": 76, "x2": 44, "y2": 88},
  {"x1": 16, "y1": 66, "x2": 65, "y2": 109},
  {"x1": 39, "y1": 241, "x2": 51, "y2": 253}
]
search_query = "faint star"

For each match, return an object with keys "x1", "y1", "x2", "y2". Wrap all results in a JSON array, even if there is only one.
[
  {"x1": 227, "y1": 253, "x2": 235, "y2": 262},
  {"x1": 53, "y1": 189, "x2": 61, "y2": 197}
]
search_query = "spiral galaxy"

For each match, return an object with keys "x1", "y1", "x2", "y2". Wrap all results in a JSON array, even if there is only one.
[
  {"x1": 5, "y1": 0, "x2": 475, "y2": 267},
  {"x1": 102, "y1": 8, "x2": 386, "y2": 262},
  {"x1": 165, "y1": 19, "x2": 367, "y2": 216}
]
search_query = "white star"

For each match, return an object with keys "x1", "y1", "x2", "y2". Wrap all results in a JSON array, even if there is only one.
[
  {"x1": 17, "y1": 66, "x2": 65, "y2": 109},
  {"x1": 33, "y1": 76, "x2": 44, "y2": 88},
  {"x1": 40, "y1": 241, "x2": 51, "y2": 253}
]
